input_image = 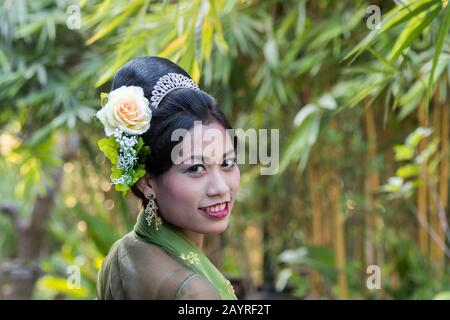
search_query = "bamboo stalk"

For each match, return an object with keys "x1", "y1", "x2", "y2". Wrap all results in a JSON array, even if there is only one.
[
  {"x1": 438, "y1": 100, "x2": 449, "y2": 262},
  {"x1": 329, "y1": 119, "x2": 349, "y2": 299},
  {"x1": 418, "y1": 101, "x2": 429, "y2": 257},
  {"x1": 307, "y1": 157, "x2": 323, "y2": 297},
  {"x1": 364, "y1": 101, "x2": 384, "y2": 297},
  {"x1": 308, "y1": 159, "x2": 323, "y2": 246},
  {"x1": 381, "y1": 122, "x2": 401, "y2": 291},
  {"x1": 429, "y1": 101, "x2": 442, "y2": 265},
  {"x1": 320, "y1": 165, "x2": 333, "y2": 247}
]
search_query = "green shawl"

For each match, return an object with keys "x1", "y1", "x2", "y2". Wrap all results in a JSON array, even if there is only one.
[{"x1": 133, "y1": 210, "x2": 237, "y2": 300}]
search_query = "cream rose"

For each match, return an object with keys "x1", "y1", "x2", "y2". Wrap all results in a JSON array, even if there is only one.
[{"x1": 96, "y1": 86, "x2": 152, "y2": 136}]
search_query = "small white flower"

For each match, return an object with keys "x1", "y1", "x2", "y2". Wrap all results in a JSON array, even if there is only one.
[{"x1": 96, "y1": 86, "x2": 152, "y2": 136}]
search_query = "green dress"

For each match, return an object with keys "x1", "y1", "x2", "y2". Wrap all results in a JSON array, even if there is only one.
[{"x1": 96, "y1": 210, "x2": 237, "y2": 300}]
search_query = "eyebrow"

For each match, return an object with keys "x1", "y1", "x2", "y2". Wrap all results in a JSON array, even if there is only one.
[{"x1": 182, "y1": 150, "x2": 235, "y2": 163}]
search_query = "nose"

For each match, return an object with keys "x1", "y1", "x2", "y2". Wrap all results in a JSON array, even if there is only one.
[{"x1": 206, "y1": 167, "x2": 230, "y2": 198}]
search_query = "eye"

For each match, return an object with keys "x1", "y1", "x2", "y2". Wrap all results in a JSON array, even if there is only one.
[
  {"x1": 186, "y1": 164, "x2": 206, "y2": 175},
  {"x1": 222, "y1": 158, "x2": 236, "y2": 170}
]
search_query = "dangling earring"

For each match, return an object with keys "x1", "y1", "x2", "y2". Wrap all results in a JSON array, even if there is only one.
[{"x1": 144, "y1": 194, "x2": 162, "y2": 230}]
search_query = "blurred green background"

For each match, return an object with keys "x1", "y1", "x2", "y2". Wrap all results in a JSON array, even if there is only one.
[{"x1": 0, "y1": 0, "x2": 449, "y2": 300}]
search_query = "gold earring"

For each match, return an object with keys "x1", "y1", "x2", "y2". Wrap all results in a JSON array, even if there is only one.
[{"x1": 144, "y1": 194, "x2": 162, "y2": 230}]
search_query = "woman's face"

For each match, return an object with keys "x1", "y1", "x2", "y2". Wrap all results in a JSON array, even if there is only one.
[{"x1": 153, "y1": 121, "x2": 240, "y2": 235}]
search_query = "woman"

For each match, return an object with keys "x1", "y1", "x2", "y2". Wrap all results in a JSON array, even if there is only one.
[{"x1": 95, "y1": 56, "x2": 240, "y2": 300}]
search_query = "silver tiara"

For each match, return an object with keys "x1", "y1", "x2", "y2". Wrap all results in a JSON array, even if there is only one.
[{"x1": 150, "y1": 72, "x2": 200, "y2": 109}]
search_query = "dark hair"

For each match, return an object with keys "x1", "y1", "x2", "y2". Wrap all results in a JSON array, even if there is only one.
[{"x1": 111, "y1": 56, "x2": 236, "y2": 207}]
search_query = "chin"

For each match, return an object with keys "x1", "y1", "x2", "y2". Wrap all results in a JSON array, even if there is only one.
[{"x1": 203, "y1": 220, "x2": 230, "y2": 235}]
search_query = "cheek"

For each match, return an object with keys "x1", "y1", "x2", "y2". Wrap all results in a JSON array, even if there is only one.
[
  {"x1": 228, "y1": 167, "x2": 241, "y2": 192},
  {"x1": 161, "y1": 175, "x2": 204, "y2": 208}
]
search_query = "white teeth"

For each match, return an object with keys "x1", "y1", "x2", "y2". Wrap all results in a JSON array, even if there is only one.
[{"x1": 204, "y1": 203, "x2": 226, "y2": 212}]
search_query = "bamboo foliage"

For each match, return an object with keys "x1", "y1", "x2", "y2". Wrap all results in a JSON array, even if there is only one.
[{"x1": 1, "y1": 0, "x2": 450, "y2": 300}]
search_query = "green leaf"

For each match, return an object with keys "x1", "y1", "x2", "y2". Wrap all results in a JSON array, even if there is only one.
[
  {"x1": 427, "y1": 2, "x2": 450, "y2": 113},
  {"x1": 114, "y1": 183, "x2": 129, "y2": 193},
  {"x1": 381, "y1": 177, "x2": 404, "y2": 194},
  {"x1": 91, "y1": 114, "x2": 103, "y2": 128},
  {"x1": 388, "y1": 6, "x2": 440, "y2": 62},
  {"x1": 136, "y1": 137, "x2": 150, "y2": 164},
  {"x1": 279, "y1": 105, "x2": 321, "y2": 173},
  {"x1": 100, "y1": 92, "x2": 109, "y2": 107},
  {"x1": 381, "y1": 0, "x2": 440, "y2": 32},
  {"x1": 135, "y1": 136, "x2": 144, "y2": 152},
  {"x1": 209, "y1": 0, "x2": 229, "y2": 53},
  {"x1": 405, "y1": 127, "x2": 432, "y2": 147},
  {"x1": 131, "y1": 164, "x2": 146, "y2": 184},
  {"x1": 110, "y1": 168, "x2": 131, "y2": 196},
  {"x1": 110, "y1": 165, "x2": 123, "y2": 179},
  {"x1": 278, "y1": 245, "x2": 337, "y2": 283},
  {"x1": 293, "y1": 104, "x2": 319, "y2": 127},
  {"x1": 396, "y1": 164, "x2": 420, "y2": 178},
  {"x1": 264, "y1": 38, "x2": 279, "y2": 69},
  {"x1": 98, "y1": 136, "x2": 119, "y2": 165},
  {"x1": 394, "y1": 144, "x2": 415, "y2": 161},
  {"x1": 398, "y1": 54, "x2": 450, "y2": 120},
  {"x1": 38, "y1": 275, "x2": 88, "y2": 299},
  {"x1": 275, "y1": 268, "x2": 294, "y2": 292},
  {"x1": 85, "y1": 0, "x2": 145, "y2": 45},
  {"x1": 367, "y1": 48, "x2": 399, "y2": 73},
  {"x1": 343, "y1": 0, "x2": 440, "y2": 62},
  {"x1": 416, "y1": 137, "x2": 439, "y2": 164},
  {"x1": 138, "y1": 145, "x2": 150, "y2": 161}
]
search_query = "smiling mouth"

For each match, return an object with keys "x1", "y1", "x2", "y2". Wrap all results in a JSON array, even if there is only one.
[{"x1": 198, "y1": 201, "x2": 230, "y2": 219}]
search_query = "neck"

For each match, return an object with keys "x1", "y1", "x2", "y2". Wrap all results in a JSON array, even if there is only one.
[{"x1": 179, "y1": 229, "x2": 204, "y2": 251}]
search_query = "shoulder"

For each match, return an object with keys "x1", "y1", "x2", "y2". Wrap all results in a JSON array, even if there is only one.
[
  {"x1": 96, "y1": 234, "x2": 129, "y2": 299},
  {"x1": 174, "y1": 273, "x2": 221, "y2": 300},
  {"x1": 101, "y1": 232, "x2": 211, "y2": 299}
]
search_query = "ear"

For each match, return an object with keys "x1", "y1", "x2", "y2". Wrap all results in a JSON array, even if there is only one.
[{"x1": 135, "y1": 172, "x2": 156, "y2": 199}]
